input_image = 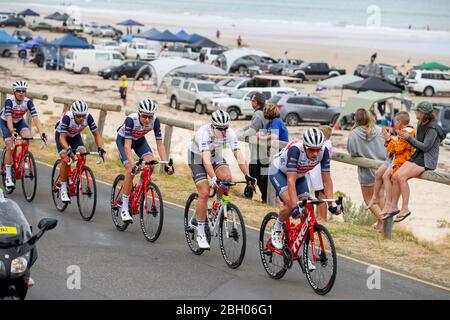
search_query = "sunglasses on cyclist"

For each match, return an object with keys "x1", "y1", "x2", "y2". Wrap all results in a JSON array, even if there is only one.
[
  {"x1": 74, "y1": 114, "x2": 87, "y2": 119},
  {"x1": 15, "y1": 90, "x2": 26, "y2": 93},
  {"x1": 213, "y1": 126, "x2": 228, "y2": 132},
  {"x1": 140, "y1": 114, "x2": 154, "y2": 120},
  {"x1": 307, "y1": 147, "x2": 322, "y2": 153}
]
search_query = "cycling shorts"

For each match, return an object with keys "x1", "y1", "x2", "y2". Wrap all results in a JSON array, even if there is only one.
[
  {"x1": 55, "y1": 131, "x2": 85, "y2": 154},
  {"x1": 188, "y1": 150, "x2": 228, "y2": 185},
  {"x1": 0, "y1": 118, "x2": 29, "y2": 141},
  {"x1": 269, "y1": 168, "x2": 309, "y2": 198},
  {"x1": 116, "y1": 135, "x2": 152, "y2": 165}
]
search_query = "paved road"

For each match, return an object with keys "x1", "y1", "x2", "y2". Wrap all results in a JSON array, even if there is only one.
[{"x1": 9, "y1": 163, "x2": 449, "y2": 299}]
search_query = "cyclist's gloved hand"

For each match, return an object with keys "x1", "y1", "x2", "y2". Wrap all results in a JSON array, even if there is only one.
[
  {"x1": 328, "y1": 203, "x2": 341, "y2": 215},
  {"x1": 164, "y1": 164, "x2": 174, "y2": 175},
  {"x1": 210, "y1": 176, "x2": 218, "y2": 189},
  {"x1": 131, "y1": 163, "x2": 140, "y2": 175},
  {"x1": 292, "y1": 202, "x2": 306, "y2": 219},
  {"x1": 65, "y1": 148, "x2": 73, "y2": 157},
  {"x1": 11, "y1": 131, "x2": 18, "y2": 140},
  {"x1": 40, "y1": 132, "x2": 47, "y2": 143},
  {"x1": 97, "y1": 146, "x2": 106, "y2": 158},
  {"x1": 245, "y1": 174, "x2": 257, "y2": 185}
]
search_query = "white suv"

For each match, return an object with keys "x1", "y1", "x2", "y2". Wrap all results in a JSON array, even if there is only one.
[{"x1": 406, "y1": 70, "x2": 450, "y2": 97}]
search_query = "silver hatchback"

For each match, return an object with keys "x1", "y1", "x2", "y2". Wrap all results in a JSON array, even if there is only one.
[{"x1": 269, "y1": 95, "x2": 341, "y2": 126}]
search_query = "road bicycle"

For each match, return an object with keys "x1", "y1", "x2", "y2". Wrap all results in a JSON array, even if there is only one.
[
  {"x1": 51, "y1": 151, "x2": 103, "y2": 221},
  {"x1": 184, "y1": 180, "x2": 249, "y2": 269},
  {"x1": 111, "y1": 158, "x2": 171, "y2": 242},
  {"x1": 259, "y1": 196, "x2": 343, "y2": 295},
  {"x1": 1, "y1": 135, "x2": 45, "y2": 202}
]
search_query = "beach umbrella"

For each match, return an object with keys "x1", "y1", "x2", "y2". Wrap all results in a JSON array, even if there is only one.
[
  {"x1": 116, "y1": 19, "x2": 144, "y2": 26},
  {"x1": 413, "y1": 62, "x2": 450, "y2": 71},
  {"x1": 0, "y1": 31, "x2": 22, "y2": 45},
  {"x1": 147, "y1": 29, "x2": 185, "y2": 42},
  {"x1": 175, "y1": 30, "x2": 190, "y2": 41},
  {"x1": 17, "y1": 9, "x2": 40, "y2": 17},
  {"x1": 343, "y1": 77, "x2": 402, "y2": 93}
]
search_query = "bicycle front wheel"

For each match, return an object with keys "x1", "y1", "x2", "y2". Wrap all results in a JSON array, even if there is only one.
[
  {"x1": 139, "y1": 182, "x2": 164, "y2": 242},
  {"x1": 1, "y1": 147, "x2": 16, "y2": 194},
  {"x1": 183, "y1": 193, "x2": 205, "y2": 255},
  {"x1": 51, "y1": 159, "x2": 68, "y2": 212},
  {"x1": 110, "y1": 174, "x2": 129, "y2": 231},
  {"x1": 21, "y1": 152, "x2": 37, "y2": 202},
  {"x1": 302, "y1": 223, "x2": 337, "y2": 295},
  {"x1": 219, "y1": 203, "x2": 246, "y2": 269},
  {"x1": 76, "y1": 166, "x2": 97, "y2": 221},
  {"x1": 259, "y1": 212, "x2": 287, "y2": 280}
]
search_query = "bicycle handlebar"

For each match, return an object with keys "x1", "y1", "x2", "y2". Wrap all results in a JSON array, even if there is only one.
[
  {"x1": 297, "y1": 196, "x2": 343, "y2": 206},
  {"x1": 67, "y1": 152, "x2": 104, "y2": 166},
  {"x1": 12, "y1": 136, "x2": 47, "y2": 150},
  {"x1": 131, "y1": 158, "x2": 173, "y2": 175}
]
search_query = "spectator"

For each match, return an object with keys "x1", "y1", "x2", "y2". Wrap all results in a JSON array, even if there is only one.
[
  {"x1": 386, "y1": 101, "x2": 445, "y2": 222},
  {"x1": 257, "y1": 103, "x2": 289, "y2": 143},
  {"x1": 307, "y1": 125, "x2": 333, "y2": 222},
  {"x1": 216, "y1": 29, "x2": 220, "y2": 40},
  {"x1": 369, "y1": 112, "x2": 416, "y2": 220},
  {"x1": 347, "y1": 108, "x2": 387, "y2": 232},
  {"x1": 119, "y1": 75, "x2": 128, "y2": 107},
  {"x1": 237, "y1": 92, "x2": 268, "y2": 202},
  {"x1": 137, "y1": 28, "x2": 141, "y2": 34},
  {"x1": 237, "y1": 35, "x2": 242, "y2": 48}
]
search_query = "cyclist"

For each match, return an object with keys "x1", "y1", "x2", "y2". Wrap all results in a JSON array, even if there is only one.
[
  {"x1": 55, "y1": 100, "x2": 106, "y2": 203},
  {"x1": 116, "y1": 98, "x2": 174, "y2": 223},
  {"x1": 0, "y1": 81, "x2": 47, "y2": 188},
  {"x1": 188, "y1": 110, "x2": 256, "y2": 249},
  {"x1": 269, "y1": 127, "x2": 340, "y2": 250}
]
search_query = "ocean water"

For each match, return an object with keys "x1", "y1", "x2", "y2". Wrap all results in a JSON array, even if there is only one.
[{"x1": 4, "y1": 0, "x2": 450, "y2": 32}]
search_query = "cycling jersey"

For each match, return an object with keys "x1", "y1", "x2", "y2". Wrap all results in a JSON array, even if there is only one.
[
  {"x1": 116, "y1": 113, "x2": 162, "y2": 141},
  {"x1": 55, "y1": 111, "x2": 97, "y2": 138},
  {"x1": 1, "y1": 97, "x2": 38, "y2": 123},
  {"x1": 272, "y1": 140, "x2": 330, "y2": 178},
  {"x1": 189, "y1": 124, "x2": 240, "y2": 155}
]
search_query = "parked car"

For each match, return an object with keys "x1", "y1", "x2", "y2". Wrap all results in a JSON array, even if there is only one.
[
  {"x1": 98, "y1": 60, "x2": 150, "y2": 80},
  {"x1": 283, "y1": 62, "x2": 346, "y2": 82},
  {"x1": 83, "y1": 22, "x2": 99, "y2": 34},
  {"x1": 200, "y1": 47, "x2": 227, "y2": 64},
  {"x1": 268, "y1": 94, "x2": 341, "y2": 126},
  {"x1": 442, "y1": 133, "x2": 450, "y2": 149},
  {"x1": 64, "y1": 49, "x2": 124, "y2": 74},
  {"x1": 168, "y1": 78, "x2": 228, "y2": 114},
  {"x1": 125, "y1": 42, "x2": 158, "y2": 61},
  {"x1": 359, "y1": 63, "x2": 405, "y2": 88},
  {"x1": 433, "y1": 103, "x2": 450, "y2": 135},
  {"x1": 228, "y1": 57, "x2": 258, "y2": 73},
  {"x1": 29, "y1": 21, "x2": 52, "y2": 31},
  {"x1": 160, "y1": 45, "x2": 199, "y2": 60},
  {"x1": 65, "y1": 18, "x2": 83, "y2": 32},
  {"x1": 0, "y1": 44, "x2": 17, "y2": 57},
  {"x1": 353, "y1": 63, "x2": 366, "y2": 76},
  {"x1": 93, "y1": 39, "x2": 120, "y2": 51},
  {"x1": 406, "y1": 70, "x2": 450, "y2": 97},
  {"x1": 209, "y1": 87, "x2": 297, "y2": 120},
  {"x1": 0, "y1": 16, "x2": 26, "y2": 27},
  {"x1": 217, "y1": 76, "x2": 287, "y2": 95},
  {"x1": 94, "y1": 25, "x2": 115, "y2": 38},
  {"x1": 269, "y1": 59, "x2": 303, "y2": 75},
  {"x1": 12, "y1": 29, "x2": 32, "y2": 42}
]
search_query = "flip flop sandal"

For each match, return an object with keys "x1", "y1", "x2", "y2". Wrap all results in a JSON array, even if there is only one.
[
  {"x1": 394, "y1": 212, "x2": 411, "y2": 223},
  {"x1": 382, "y1": 209, "x2": 400, "y2": 220}
]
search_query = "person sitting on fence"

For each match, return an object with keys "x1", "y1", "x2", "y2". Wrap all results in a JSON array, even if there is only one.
[
  {"x1": 116, "y1": 99, "x2": 174, "y2": 223},
  {"x1": 306, "y1": 125, "x2": 333, "y2": 223},
  {"x1": 385, "y1": 101, "x2": 445, "y2": 222},
  {"x1": 119, "y1": 75, "x2": 128, "y2": 107},
  {"x1": 55, "y1": 100, "x2": 106, "y2": 203},
  {"x1": 0, "y1": 81, "x2": 47, "y2": 188}
]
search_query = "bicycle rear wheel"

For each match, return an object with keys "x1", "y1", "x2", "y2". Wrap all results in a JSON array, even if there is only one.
[
  {"x1": 110, "y1": 174, "x2": 130, "y2": 231},
  {"x1": 51, "y1": 159, "x2": 68, "y2": 212},
  {"x1": 219, "y1": 203, "x2": 246, "y2": 269},
  {"x1": 302, "y1": 223, "x2": 337, "y2": 295},
  {"x1": 183, "y1": 193, "x2": 205, "y2": 255},
  {"x1": 76, "y1": 166, "x2": 97, "y2": 221},
  {"x1": 21, "y1": 152, "x2": 37, "y2": 202},
  {"x1": 1, "y1": 147, "x2": 16, "y2": 194},
  {"x1": 139, "y1": 182, "x2": 164, "y2": 242},
  {"x1": 259, "y1": 212, "x2": 287, "y2": 280}
]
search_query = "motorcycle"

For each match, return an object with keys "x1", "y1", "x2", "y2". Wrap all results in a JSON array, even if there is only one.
[{"x1": 0, "y1": 190, "x2": 57, "y2": 300}]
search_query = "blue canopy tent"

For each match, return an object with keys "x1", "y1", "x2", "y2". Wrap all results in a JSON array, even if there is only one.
[
  {"x1": 50, "y1": 34, "x2": 91, "y2": 49},
  {"x1": 175, "y1": 30, "x2": 190, "y2": 41},
  {"x1": 0, "y1": 31, "x2": 22, "y2": 45},
  {"x1": 17, "y1": 9, "x2": 40, "y2": 17},
  {"x1": 121, "y1": 34, "x2": 134, "y2": 42},
  {"x1": 133, "y1": 27, "x2": 160, "y2": 40},
  {"x1": 147, "y1": 29, "x2": 185, "y2": 42},
  {"x1": 18, "y1": 36, "x2": 47, "y2": 50},
  {"x1": 117, "y1": 19, "x2": 144, "y2": 35},
  {"x1": 186, "y1": 33, "x2": 206, "y2": 44}
]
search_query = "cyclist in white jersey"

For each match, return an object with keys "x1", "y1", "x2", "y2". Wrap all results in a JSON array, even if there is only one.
[
  {"x1": 269, "y1": 127, "x2": 340, "y2": 250},
  {"x1": 54, "y1": 100, "x2": 105, "y2": 203},
  {"x1": 116, "y1": 99, "x2": 174, "y2": 223},
  {"x1": 188, "y1": 110, "x2": 256, "y2": 249},
  {"x1": 0, "y1": 81, "x2": 47, "y2": 188}
]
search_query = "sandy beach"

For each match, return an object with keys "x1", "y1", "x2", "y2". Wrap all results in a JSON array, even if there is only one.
[{"x1": 1, "y1": 5, "x2": 450, "y2": 243}]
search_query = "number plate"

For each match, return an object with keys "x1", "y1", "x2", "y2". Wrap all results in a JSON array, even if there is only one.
[{"x1": 0, "y1": 226, "x2": 18, "y2": 235}]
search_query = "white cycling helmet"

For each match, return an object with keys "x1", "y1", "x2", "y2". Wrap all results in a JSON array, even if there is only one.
[
  {"x1": 70, "y1": 100, "x2": 89, "y2": 116},
  {"x1": 211, "y1": 110, "x2": 231, "y2": 128},
  {"x1": 138, "y1": 98, "x2": 157, "y2": 114},
  {"x1": 13, "y1": 80, "x2": 28, "y2": 92},
  {"x1": 303, "y1": 127, "x2": 325, "y2": 148}
]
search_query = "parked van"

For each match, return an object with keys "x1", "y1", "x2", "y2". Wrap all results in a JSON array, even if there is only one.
[{"x1": 64, "y1": 49, "x2": 124, "y2": 74}]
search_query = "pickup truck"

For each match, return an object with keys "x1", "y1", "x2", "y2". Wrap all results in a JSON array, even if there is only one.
[
  {"x1": 159, "y1": 45, "x2": 199, "y2": 60},
  {"x1": 125, "y1": 42, "x2": 158, "y2": 61},
  {"x1": 283, "y1": 62, "x2": 346, "y2": 82}
]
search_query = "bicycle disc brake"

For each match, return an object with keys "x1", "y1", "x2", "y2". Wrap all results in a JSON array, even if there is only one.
[{"x1": 283, "y1": 247, "x2": 293, "y2": 269}]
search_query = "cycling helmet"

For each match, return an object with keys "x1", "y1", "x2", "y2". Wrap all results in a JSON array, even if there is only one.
[
  {"x1": 211, "y1": 110, "x2": 231, "y2": 128},
  {"x1": 303, "y1": 127, "x2": 325, "y2": 148},
  {"x1": 12, "y1": 80, "x2": 28, "y2": 92},
  {"x1": 138, "y1": 98, "x2": 157, "y2": 114},
  {"x1": 70, "y1": 100, "x2": 89, "y2": 116}
]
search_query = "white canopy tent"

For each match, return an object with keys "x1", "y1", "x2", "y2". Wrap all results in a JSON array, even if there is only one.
[
  {"x1": 220, "y1": 48, "x2": 271, "y2": 73},
  {"x1": 316, "y1": 74, "x2": 363, "y2": 89},
  {"x1": 175, "y1": 63, "x2": 227, "y2": 75}
]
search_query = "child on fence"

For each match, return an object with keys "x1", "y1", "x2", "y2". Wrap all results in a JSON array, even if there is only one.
[
  {"x1": 119, "y1": 75, "x2": 128, "y2": 107},
  {"x1": 306, "y1": 125, "x2": 333, "y2": 222},
  {"x1": 368, "y1": 112, "x2": 416, "y2": 220}
]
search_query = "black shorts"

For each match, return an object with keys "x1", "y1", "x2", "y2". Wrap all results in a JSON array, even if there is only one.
[{"x1": 188, "y1": 150, "x2": 228, "y2": 185}]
